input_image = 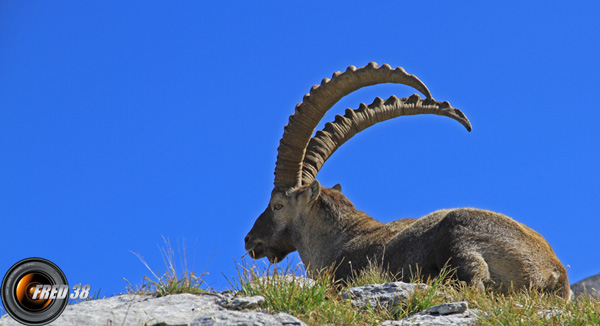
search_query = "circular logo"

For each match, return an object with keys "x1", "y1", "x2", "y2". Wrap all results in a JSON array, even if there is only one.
[{"x1": 1, "y1": 258, "x2": 69, "y2": 326}]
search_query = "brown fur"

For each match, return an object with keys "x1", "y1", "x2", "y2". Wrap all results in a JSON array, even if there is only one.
[{"x1": 245, "y1": 184, "x2": 571, "y2": 299}]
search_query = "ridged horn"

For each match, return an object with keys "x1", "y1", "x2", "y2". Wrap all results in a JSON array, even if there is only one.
[
  {"x1": 301, "y1": 94, "x2": 471, "y2": 185},
  {"x1": 274, "y1": 63, "x2": 432, "y2": 189}
]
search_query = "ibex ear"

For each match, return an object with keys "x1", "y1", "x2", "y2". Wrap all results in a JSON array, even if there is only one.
[
  {"x1": 332, "y1": 184, "x2": 342, "y2": 192},
  {"x1": 307, "y1": 180, "x2": 321, "y2": 204}
]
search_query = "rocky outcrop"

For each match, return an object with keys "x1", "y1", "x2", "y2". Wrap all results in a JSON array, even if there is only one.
[
  {"x1": 5, "y1": 275, "x2": 595, "y2": 325},
  {"x1": 0, "y1": 293, "x2": 306, "y2": 326},
  {"x1": 30, "y1": 279, "x2": 597, "y2": 326},
  {"x1": 0, "y1": 281, "x2": 481, "y2": 326},
  {"x1": 571, "y1": 273, "x2": 600, "y2": 297}
]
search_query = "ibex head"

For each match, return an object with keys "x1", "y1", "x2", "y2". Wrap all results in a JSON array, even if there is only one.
[
  {"x1": 245, "y1": 181, "x2": 321, "y2": 263},
  {"x1": 244, "y1": 63, "x2": 471, "y2": 263}
]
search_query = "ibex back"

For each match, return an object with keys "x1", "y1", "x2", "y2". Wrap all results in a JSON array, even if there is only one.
[{"x1": 244, "y1": 63, "x2": 570, "y2": 299}]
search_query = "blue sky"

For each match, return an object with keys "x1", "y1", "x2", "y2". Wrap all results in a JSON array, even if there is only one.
[{"x1": 1, "y1": 1, "x2": 599, "y2": 301}]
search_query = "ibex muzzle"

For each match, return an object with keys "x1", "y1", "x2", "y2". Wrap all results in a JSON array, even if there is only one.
[{"x1": 245, "y1": 202, "x2": 295, "y2": 264}]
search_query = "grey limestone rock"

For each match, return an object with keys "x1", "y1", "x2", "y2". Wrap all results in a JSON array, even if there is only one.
[
  {"x1": 420, "y1": 301, "x2": 469, "y2": 315},
  {"x1": 537, "y1": 308, "x2": 564, "y2": 320},
  {"x1": 378, "y1": 301, "x2": 480, "y2": 326},
  {"x1": 341, "y1": 281, "x2": 428, "y2": 309},
  {"x1": 0, "y1": 292, "x2": 306, "y2": 326},
  {"x1": 217, "y1": 295, "x2": 265, "y2": 310},
  {"x1": 191, "y1": 311, "x2": 305, "y2": 326},
  {"x1": 571, "y1": 272, "x2": 600, "y2": 297}
]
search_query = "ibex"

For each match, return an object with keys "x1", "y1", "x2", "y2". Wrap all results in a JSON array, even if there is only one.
[{"x1": 244, "y1": 63, "x2": 570, "y2": 299}]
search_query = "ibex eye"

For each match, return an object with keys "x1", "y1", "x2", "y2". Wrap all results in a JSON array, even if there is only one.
[{"x1": 273, "y1": 204, "x2": 283, "y2": 210}]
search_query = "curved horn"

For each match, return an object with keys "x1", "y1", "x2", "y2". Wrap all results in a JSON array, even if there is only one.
[
  {"x1": 274, "y1": 63, "x2": 432, "y2": 189},
  {"x1": 301, "y1": 94, "x2": 471, "y2": 185}
]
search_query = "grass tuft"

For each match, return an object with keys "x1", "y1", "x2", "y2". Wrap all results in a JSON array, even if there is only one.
[{"x1": 124, "y1": 236, "x2": 210, "y2": 297}]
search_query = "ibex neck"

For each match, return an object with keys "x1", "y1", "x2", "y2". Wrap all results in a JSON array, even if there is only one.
[{"x1": 292, "y1": 188, "x2": 387, "y2": 273}]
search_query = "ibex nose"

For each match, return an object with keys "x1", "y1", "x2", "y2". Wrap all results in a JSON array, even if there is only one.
[{"x1": 244, "y1": 234, "x2": 250, "y2": 244}]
